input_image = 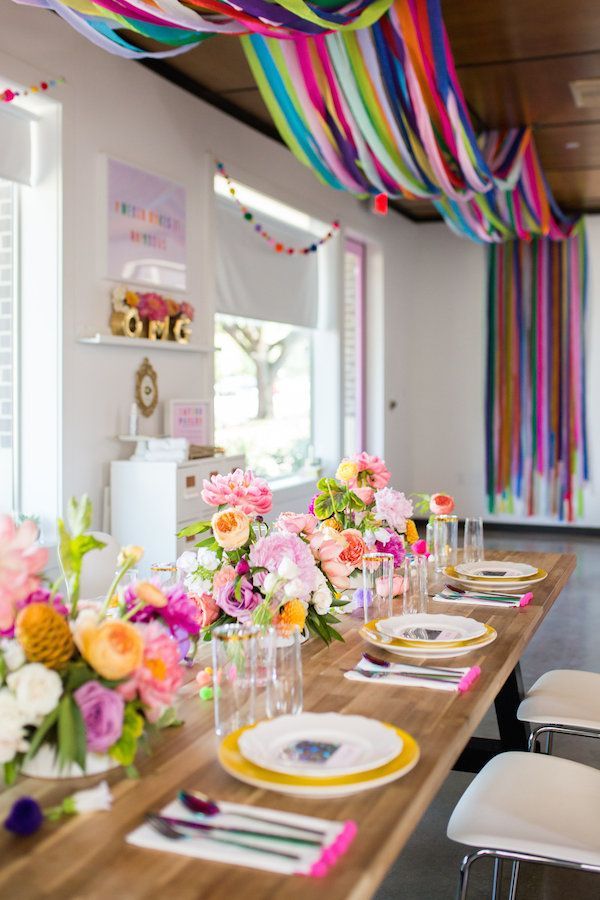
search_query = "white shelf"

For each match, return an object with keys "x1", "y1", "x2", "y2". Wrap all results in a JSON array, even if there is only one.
[{"x1": 77, "y1": 334, "x2": 214, "y2": 353}]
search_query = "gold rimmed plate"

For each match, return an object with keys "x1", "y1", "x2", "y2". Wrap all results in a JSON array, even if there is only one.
[
  {"x1": 219, "y1": 722, "x2": 420, "y2": 798},
  {"x1": 366, "y1": 618, "x2": 495, "y2": 649},
  {"x1": 360, "y1": 620, "x2": 497, "y2": 657},
  {"x1": 446, "y1": 564, "x2": 547, "y2": 584}
]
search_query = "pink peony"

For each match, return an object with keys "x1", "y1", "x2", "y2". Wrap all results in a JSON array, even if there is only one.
[
  {"x1": 309, "y1": 531, "x2": 353, "y2": 592},
  {"x1": 118, "y1": 623, "x2": 183, "y2": 723},
  {"x1": 201, "y1": 468, "x2": 272, "y2": 517},
  {"x1": 352, "y1": 453, "x2": 391, "y2": 490},
  {"x1": 374, "y1": 488, "x2": 413, "y2": 531},
  {"x1": 250, "y1": 532, "x2": 318, "y2": 598},
  {"x1": 275, "y1": 512, "x2": 318, "y2": 536},
  {"x1": 0, "y1": 516, "x2": 48, "y2": 635},
  {"x1": 138, "y1": 292, "x2": 169, "y2": 321}
]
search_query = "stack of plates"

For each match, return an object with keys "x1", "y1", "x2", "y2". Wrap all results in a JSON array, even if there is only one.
[
  {"x1": 218, "y1": 712, "x2": 420, "y2": 798},
  {"x1": 445, "y1": 560, "x2": 547, "y2": 592},
  {"x1": 360, "y1": 613, "x2": 497, "y2": 658}
]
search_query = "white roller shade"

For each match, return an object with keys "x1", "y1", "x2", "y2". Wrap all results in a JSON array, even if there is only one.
[
  {"x1": 0, "y1": 107, "x2": 32, "y2": 186},
  {"x1": 216, "y1": 196, "x2": 319, "y2": 328}
]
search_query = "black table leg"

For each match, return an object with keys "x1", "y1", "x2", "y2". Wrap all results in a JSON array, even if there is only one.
[{"x1": 453, "y1": 663, "x2": 530, "y2": 773}]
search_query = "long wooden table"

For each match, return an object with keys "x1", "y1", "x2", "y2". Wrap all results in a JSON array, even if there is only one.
[{"x1": 0, "y1": 551, "x2": 575, "y2": 899}]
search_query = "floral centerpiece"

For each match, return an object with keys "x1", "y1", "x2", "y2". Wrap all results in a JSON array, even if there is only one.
[
  {"x1": 0, "y1": 497, "x2": 194, "y2": 784},
  {"x1": 177, "y1": 469, "x2": 347, "y2": 645}
]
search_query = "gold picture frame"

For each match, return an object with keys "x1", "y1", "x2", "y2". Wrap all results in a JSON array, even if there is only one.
[{"x1": 135, "y1": 357, "x2": 158, "y2": 418}]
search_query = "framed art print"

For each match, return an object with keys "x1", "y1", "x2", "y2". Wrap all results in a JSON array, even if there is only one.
[
  {"x1": 107, "y1": 158, "x2": 187, "y2": 291},
  {"x1": 168, "y1": 399, "x2": 210, "y2": 444}
]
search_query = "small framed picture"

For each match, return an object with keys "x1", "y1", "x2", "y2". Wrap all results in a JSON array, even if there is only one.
[{"x1": 167, "y1": 399, "x2": 210, "y2": 444}]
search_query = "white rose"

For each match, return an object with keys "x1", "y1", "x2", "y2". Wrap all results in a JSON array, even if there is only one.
[
  {"x1": 284, "y1": 577, "x2": 307, "y2": 599},
  {"x1": 7, "y1": 663, "x2": 63, "y2": 725},
  {"x1": 312, "y1": 571, "x2": 333, "y2": 615},
  {"x1": 1, "y1": 639, "x2": 25, "y2": 672},
  {"x1": 196, "y1": 548, "x2": 220, "y2": 572},
  {"x1": 185, "y1": 574, "x2": 212, "y2": 596},
  {"x1": 278, "y1": 557, "x2": 299, "y2": 581},
  {"x1": 0, "y1": 688, "x2": 29, "y2": 763}
]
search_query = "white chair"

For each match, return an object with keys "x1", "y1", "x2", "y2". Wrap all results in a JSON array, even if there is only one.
[
  {"x1": 517, "y1": 669, "x2": 600, "y2": 753},
  {"x1": 78, "y1": 531, "x2": 121, "y2": 599},
  {"x1": 447, "y1": 751, "x2": 600, "y2": 900}
]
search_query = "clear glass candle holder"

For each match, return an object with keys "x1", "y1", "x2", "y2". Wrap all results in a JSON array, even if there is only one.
[
  {"x1": 432, "y1": 515, "x2": 458, "y2": 572},
  {"x1": 362, "y1": 552, "x2": 394, "y2": 623}
]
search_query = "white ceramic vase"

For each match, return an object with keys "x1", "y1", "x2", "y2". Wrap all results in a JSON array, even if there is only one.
[{"x1": 21, "y1": 744, "x2": 119, "y2": 780}]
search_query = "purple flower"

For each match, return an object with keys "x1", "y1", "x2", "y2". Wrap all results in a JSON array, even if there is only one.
[
  {"x1": 125, "y1": 582, "x2": 201, "y2": 637},
  {"x1": 375, "y1": 534, "x2": 406, "y2": 567},
  {"x1": 4, "y1": 797, "x2": 44, "y2": 836},
  {"x1": 74, "y1": 681, "x2": 125, "y2": 754},
  {"x1": 216, "y1": 578, "x2": 261, "y2": 622},
  {"x1": 308, "y1": 494, "x2": 318, "y2": 515}
]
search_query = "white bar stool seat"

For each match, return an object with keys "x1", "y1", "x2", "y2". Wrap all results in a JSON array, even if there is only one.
[
  {"x1": 517, "y1": 669, "x2": 600, "y2": 730},
  {"x1": 447, "y1": 752, "x2": 600, "y2": 898}
]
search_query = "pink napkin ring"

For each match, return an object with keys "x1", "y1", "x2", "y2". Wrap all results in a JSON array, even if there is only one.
[
  {"x1": 304, "y1": 820, "x2": 358, "y2": 878},
  {"x1": 457, "y1": 666, "x2": 481, "y2": 693},
  {"x1": 519, "y1": 592, "x2": 533, "y2": 607}
]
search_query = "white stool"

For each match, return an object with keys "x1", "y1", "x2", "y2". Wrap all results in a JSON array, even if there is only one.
[
  {"x1": 447, "y1": 752, "x2": 600, "y2": 899},
  {"x1": 517, "y1": 669, "x2": 600, "y2": 753}
]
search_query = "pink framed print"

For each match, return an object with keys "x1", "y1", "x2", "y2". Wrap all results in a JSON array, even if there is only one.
[{"x1": 168, "y1": 399, "x2": 210, "y2": 444}]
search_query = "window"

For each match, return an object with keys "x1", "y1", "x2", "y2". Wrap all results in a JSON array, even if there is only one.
[
  {"x1": 0, "y1": 178, "x2": 17, "y2": 512},
  {"x1": 214, "y1": 314, "x2": 313, "y2": 479},
  {"x1": 214, "y1": 175, "x2": 323, "y2": 481},
  {"x1": 343, "y1": 238, "x2": 366, "y2": 455}
]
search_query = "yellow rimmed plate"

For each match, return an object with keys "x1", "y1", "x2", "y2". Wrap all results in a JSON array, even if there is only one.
[
  {"x1": 360, "y1": 620, "x2": 497, "y2": 658},
  {"x1": 219, "y1": 722, "x2": 420, "y2": 798},
  {"x1": 365, "y1": 618, "x2": 496, "y2": 649},
  {"x1": 445, "y1": 565, "x2": 547, "y2": 584}
]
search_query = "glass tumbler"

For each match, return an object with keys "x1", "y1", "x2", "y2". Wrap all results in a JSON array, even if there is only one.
[
  {"x1": 402, "y1": 555, "x2": 429, "y2": 615},
  {"x1": 432, "y1": 515, "x2": 458, "y2": 572},
  {"x1": 362, "y1": 553, "x2": 394, "y2": 623},
  {"x1": 211, "y1": 623, "x2": 260, "y2": 737},
  {"x1": 463, "y1": 517, "x2": 484, "y2": 563},
  {"x1": 265, "y1": 626, "x2": 303, "y2": 718}
]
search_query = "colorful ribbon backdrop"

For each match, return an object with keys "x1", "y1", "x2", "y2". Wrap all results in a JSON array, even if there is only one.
[{"x1": 486, "y1": 226, "x2": 588, "y2": 521}]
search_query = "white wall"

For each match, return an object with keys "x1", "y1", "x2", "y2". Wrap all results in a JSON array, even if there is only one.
[
  {"x1": 406, "y1": 216, "x2": 600, "y2": 527},
  {"x1": 0, "y1": 1, "x2": 419, "y2": 525}
]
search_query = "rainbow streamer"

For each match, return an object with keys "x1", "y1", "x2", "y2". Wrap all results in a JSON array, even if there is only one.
[{"x1": 486, "y1": 223, "x2": 588, "y2": 521}]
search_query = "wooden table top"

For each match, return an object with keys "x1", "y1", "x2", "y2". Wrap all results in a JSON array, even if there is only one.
[{"x1": 0, "y1": 550, "x2": 575, "y2": 900}]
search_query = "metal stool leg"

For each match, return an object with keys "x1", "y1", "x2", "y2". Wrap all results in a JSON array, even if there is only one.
[
  {"x1": 508, "y1": 860, "x2": 520, "y2": 900},
  {"x1": 546, "y1": 732, "x2": 554, "y2": 755},
  {"x1": 491, "y1": 858, "x2": 503, "y2": 900}
]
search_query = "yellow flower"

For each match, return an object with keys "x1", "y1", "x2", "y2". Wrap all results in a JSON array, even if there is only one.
[
  {"x1": 405, "y1": 519, "x2": 419, "y2": 544},
  {"x1": 81, "y1": 620, "x2": 143, "y2": 680},
  {"x1": 323, "y1": 517, "x2": 342, "y2": 532},
  {"x1": 117, "y1": 545, "x2": 144, "y2": 567},
  {"x1": 136, "y1": 582, "x2": 168, "y2": 608},
  {"x1": 16, "y1": 604, "x2": 74, "y2": 670},
  {"x1": 211, "y1": 508, "x2": 250, "y2": 551},
  {"x1": 336, "y1": 458, "x2": 359, "y2": 483},
  {"x1": 275, "y1": 599, "x2": 307, "y2": 636},
  {"x1": 125, "y1": 290, "x2": 139, "y2": 308}
]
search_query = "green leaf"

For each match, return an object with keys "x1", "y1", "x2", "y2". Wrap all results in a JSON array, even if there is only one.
[
  {"x1": 64, "y1": 661, "x2": 96, "y2": 693},
  {"x1": 317, "y1": 477, "x2": 341, "y2": 493},
  {"x1": 193, "y1": 535, "x2": 218, "y2": 549},
  {"x1": 3, "y1": 759, "x2": 18, "y2": 785},
  {"x1": 25, "y1": 705, "x2": 60, "y2": 762},
  {"x1": 109, "y1": 702, "x2": 144, "y2": 767},
  {"x1": 72, "y1": 701, "x2": 88, "y2": 771},
  {"x1": 314, "y1": 494, "x2": 334, "y2": 520},
  {"x1": 125, "y1": 764, "x2": 140, "y2": 779},
  {"x1": 332, "y1": 492, "x2": 347, "y2": 513},
  {"x1": 67, "y1": 495, "x2": 93, "y2": 537},
  {"x1": 57, "y1": 695, "x2": 76, "y2": 771},
  {"x1": 347, "y1": 491, "x2": 366, "y2": 511},
  {"x1": 177, "y1": 520, "x2": 211, "y2": 538}
]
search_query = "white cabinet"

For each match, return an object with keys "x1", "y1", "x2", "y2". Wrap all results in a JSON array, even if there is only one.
[{"x1": 110, "y1": 455, "x2": 245, "y2": 575}]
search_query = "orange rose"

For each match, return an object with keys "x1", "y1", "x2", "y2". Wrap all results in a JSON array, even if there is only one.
[
  {"x1": 211, "y1": 507, "x2": 250, "y2": 551},
  {"x1": 136, "y1": 581, "x2": 168, "y2": 608},
  {"x1": 81, "y1": 620, "x2": 144, "y2": 680},
  {"x1": 430, "y1": 493, "x2": 455, "y2": 515},
  {"x1": 339, "y1": 529, "x2": 366, "y2": 569}
]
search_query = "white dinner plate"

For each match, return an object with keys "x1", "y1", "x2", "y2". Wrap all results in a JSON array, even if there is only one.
[
  {"x1": 454, "y1": 561, "x2": 538, "y2": 579},
  {"x1": 360, "y1": 624, "x2": 497, "y2": 658},
  {"x1": 444, "y1": 572, "x2": 547, "y2": 592},
  {"x1": 376, "y1": 613, "x2": 486, "y2": 644},
  {"x1": 238, "y1": 713, "x2": 402, "y2": 778}
]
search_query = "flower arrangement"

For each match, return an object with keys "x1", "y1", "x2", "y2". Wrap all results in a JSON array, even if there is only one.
[
  {"x1": 0, "y1": 497, "x2": 193, "y2": 784},
  {"x1": 111, "y1": 286, "x2": 195, "y2": 323},
  {"x1": 177, "y1": 469, "x2": 347, "y2": 645}
]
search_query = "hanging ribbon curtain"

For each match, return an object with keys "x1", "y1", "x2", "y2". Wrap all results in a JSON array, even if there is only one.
[
  {"x1": 12, "y1": 0, "x2": 394, "y2": 58},
  {"x1": 486, "y1": 225, "x2": 588, "y2": 521}
]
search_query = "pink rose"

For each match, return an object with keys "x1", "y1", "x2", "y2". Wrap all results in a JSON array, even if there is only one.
[
  {"x1": 74, "y1": 681, "x2": 124, "y2": 753},
  {"x1": 338, "y1": 529, "x2": 366, "y2": 569},
  {"x1": 352, "y1": 486, "x2": 375, "y2": 506},
  {"x1": 430, "y1": 493, "x2": 455, "y2": 515},
  {"x1": 213, "y1": 565, "x2": 236, "y2": 592},
  {"x1": 192, "y1": 593, "x2": 221, "y2": 628},
  {"x1": 352, "y1": 453, "x2": 391, "y2": 490},
  {"x1": 375, "y1": 575, "x2": 405, "y2": 598},
  {"x1": 275, "y1": 512, "x2": 318, "y2": 535},
  {"x1": 309, "y1": 531, "x2": 353, "y2": 591}
]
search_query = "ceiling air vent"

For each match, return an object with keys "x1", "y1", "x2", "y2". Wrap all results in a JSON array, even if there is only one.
[{"x1": 569, "y1": 79, "x2": 600, "y2": 108}]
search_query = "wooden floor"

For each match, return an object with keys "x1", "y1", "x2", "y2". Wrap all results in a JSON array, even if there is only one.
[
  {"x1": 377, "y1": 529, "x2": 600, "y2": 900},
  {"x1": 0, "y1": 548, "x2": 578, "y2": 899}
]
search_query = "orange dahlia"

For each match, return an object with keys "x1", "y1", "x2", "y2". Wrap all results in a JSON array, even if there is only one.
[
  {"x1": 16, "y1": 603, "x2": 74, "y2": 670},
  {"x1": 275, "y1": 599, "x2": 307, "y2": 636},
  {"x1": 405, "y1": 519, "x2": 419, "y2": 544}
]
